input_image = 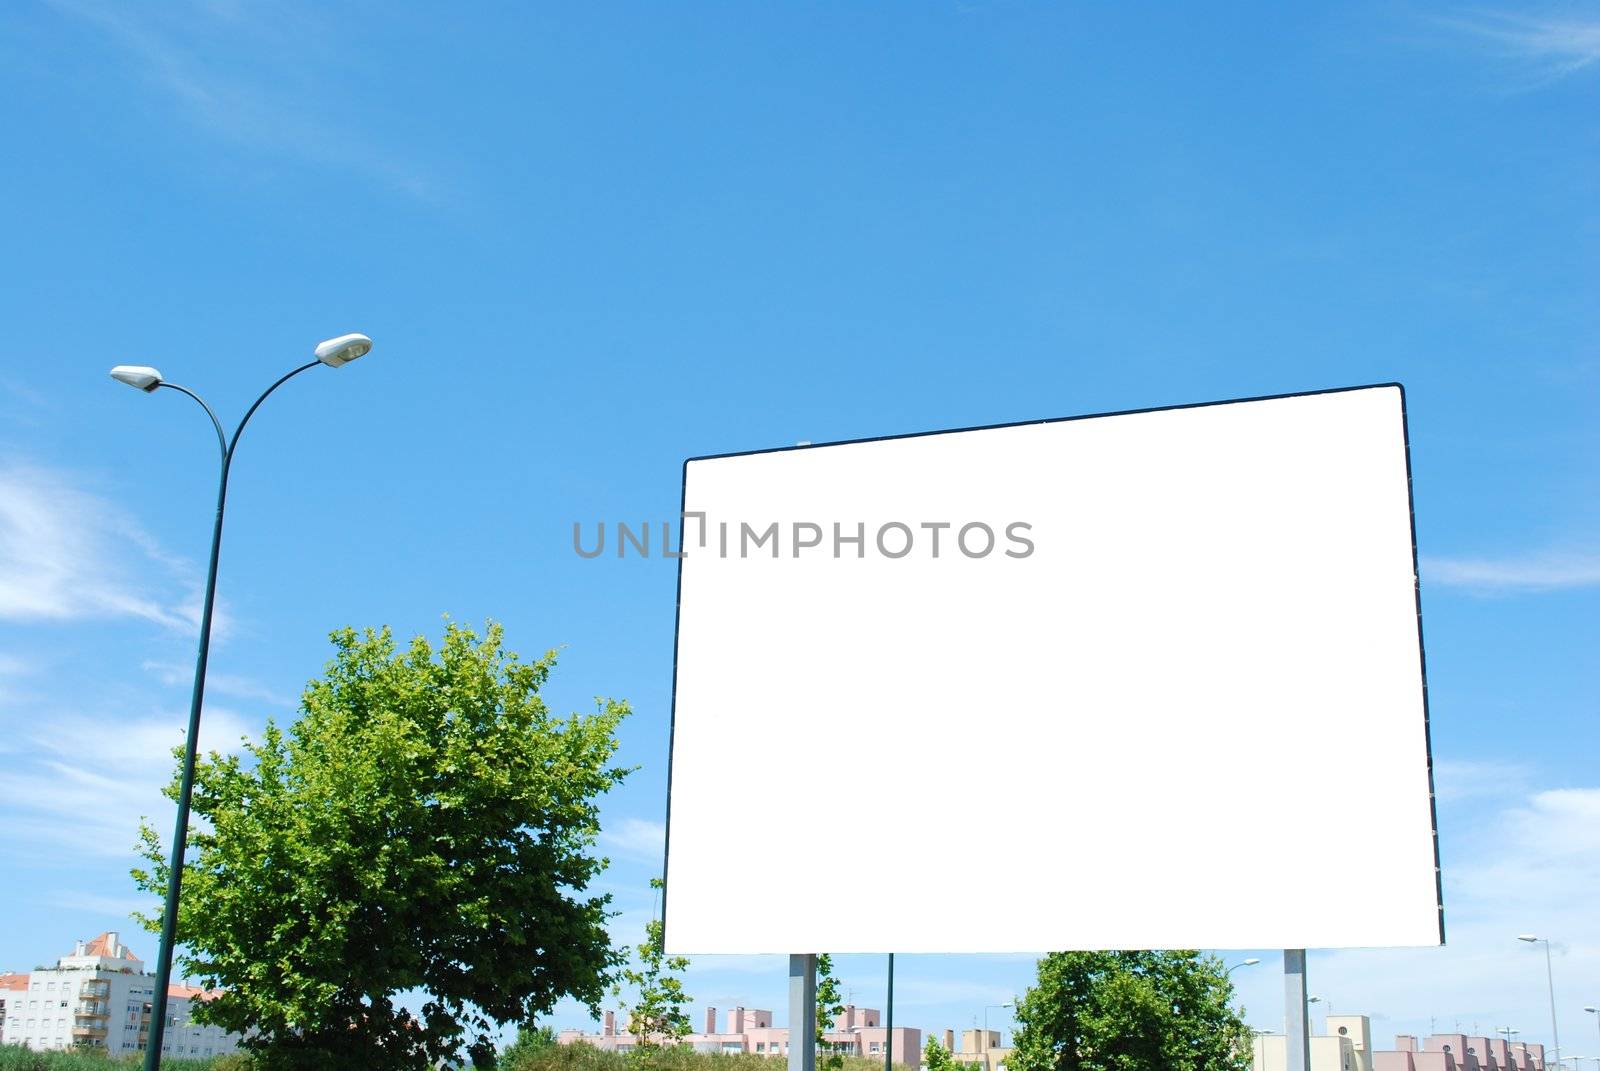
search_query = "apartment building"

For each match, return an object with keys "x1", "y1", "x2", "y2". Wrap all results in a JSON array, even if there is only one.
[
  {"x1": 942, "y1": 1028, "x2": 1011, "y2": 1071},
  {"x1": 1253, "y1": 1016, "x2": 1547, "y2": 1071},
  {"x1": 0, "y1": 931, "x2": 241, "y2": 1060},
  {"x1": 559, "y1": 1003, "x2": 922, "y2": 1067}
]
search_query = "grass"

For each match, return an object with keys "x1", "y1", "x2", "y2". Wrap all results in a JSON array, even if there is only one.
[
  {"x1": 0, "y1": 1048, "x2": 246, "y2": 1071},
  {"x1": 1, "y1": 1040, "x2": 916, "y2": 1071},
  {"x1": 505, "y1": 1045, "x2": 914, "y2": 1071}
]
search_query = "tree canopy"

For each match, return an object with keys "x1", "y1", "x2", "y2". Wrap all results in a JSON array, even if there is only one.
[
  {"x1": 1009, "y1": 951, "x2": 1252, "y2": 1071},
  {"x1": 133, "y1": 621, "x2": 631, "y2": 1071}
]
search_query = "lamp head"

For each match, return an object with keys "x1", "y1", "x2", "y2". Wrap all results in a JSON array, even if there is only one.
[
  {"x1": 1584, "y1": 1007, "x2": 1597, "y2": 1014},
  {"x1": 314, "y1": 332, "x2": 372, "y2": 368},
  {"x1": 110, "y1": 365, "x2": 164, "y2": 392},
  {"x1": 1243, "y1": 958, "x2": 1262, "y2": 966},
  {"x1": 1518, "y1": 934, "x2": 1539, "y2": 943}
]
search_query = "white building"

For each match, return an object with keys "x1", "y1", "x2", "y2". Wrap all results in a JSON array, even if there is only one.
[{"x1": 0, "y1": 932, "x2": 242, "y2": 1060}]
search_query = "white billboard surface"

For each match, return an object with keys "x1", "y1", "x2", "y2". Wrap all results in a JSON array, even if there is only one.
[{"x1": 664, "y1": 385, "x2": 1439, "y2": 954}]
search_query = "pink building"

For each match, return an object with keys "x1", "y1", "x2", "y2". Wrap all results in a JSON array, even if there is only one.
[
  {"x1": 558, "y1": 1003, "x2": 921, "y2": 1067},
  {"x1": 1256, "y1": 1017, "x2": 1546, "y2": 1071}
]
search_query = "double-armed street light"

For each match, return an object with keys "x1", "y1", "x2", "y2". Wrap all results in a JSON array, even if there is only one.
[
  {"x1": 1518, "y1": 934, "x2": 1562, "y2": 1071},
  {"x1": 111, "y1": 333, "x2": 372, "y2": 1071}
]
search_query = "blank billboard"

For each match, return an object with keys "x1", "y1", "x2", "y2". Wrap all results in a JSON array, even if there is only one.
[{"x1": 663, "y1": 385, "x2": 1440, "y2": 954}]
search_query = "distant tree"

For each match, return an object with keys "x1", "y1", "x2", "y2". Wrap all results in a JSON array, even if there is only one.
[
  {"x1": 925, "y1": 1036, "x2": 963, "y2": 1071},
  {"x1": 815, "y1": 954, "x2": 847, "y2": 1070},
  {"x1": 132, "y1": 621, "x2": 631, "y2": 1071},
  {"x1": 1010, "y1": 951, "x2": 1251, "y2": 1071},
  {"x1": 501, "y1": 1023, "x2": 558, "y2": 1069},
  {"x1": 618, "y1": 878, "x2": 693, "y2": 1051}
]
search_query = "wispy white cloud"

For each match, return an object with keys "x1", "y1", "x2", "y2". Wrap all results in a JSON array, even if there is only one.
[
  {"x1": 0, "y1": 652, "x2": 38, "y2": 709},
  {"x1": 1436, "y1": 10, "x2": 1600, "y2": 85},
  {"x1": 45, "y1": 0, "x2": 440, "y2": 200},
  {"x1": 53, "y1": 890, "x2": 152, "y2": 923},
  {"x1": 1430, "y1": 757, "x2": 1532, "y2": 803},
  {"x1": 0, "y1": 465, "x2": 203, "y2": 629},
  {"x1": 1422, "y1": 549, "x2": 1600, "y2": 593},
  {"x1": 0, "y1": 706, "x2": 256, "y2": 860},
  {"x1": 140, "y1": 659, "x2": 294, "y2": 707},
  {"x1": 600, "y1": 817, "x2": 668, "y2": 865}
]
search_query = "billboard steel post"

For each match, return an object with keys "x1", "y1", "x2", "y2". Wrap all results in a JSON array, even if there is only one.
[
  {"x1": 1285, "y1": 949, "x2": 1311, "y2": 1071},
  {"x1": 790, "y1": 954, "x2": 817, "y2": 1071}
]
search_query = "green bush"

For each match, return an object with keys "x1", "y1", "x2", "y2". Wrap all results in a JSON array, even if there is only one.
[
  {"x1": 501, "y1": 1045, "x2": 907, "y2": 1071},
  {"x1": 0, "y1": 1048, "x2": 251, "y2": 1071}
]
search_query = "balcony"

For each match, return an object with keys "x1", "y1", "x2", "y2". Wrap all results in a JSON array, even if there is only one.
[
  {"x1": 76, "y1": 1002, "x2": 110, "y2": 1019},
  {"x1": 72, "y1": 1024, "x2": 109, "y2": 1039},
  {"x1": 79, "y1": 982, "x2": 111, "y2": 1000}
]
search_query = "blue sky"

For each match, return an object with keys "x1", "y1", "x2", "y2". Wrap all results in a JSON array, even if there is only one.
[{"x1": 1, "y1": 0, "x2": 1597, "y2": 1056}]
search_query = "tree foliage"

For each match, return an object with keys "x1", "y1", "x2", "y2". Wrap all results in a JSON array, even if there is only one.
[
  {"x1": 815, "y1": 954, "x2": 847, "y2": 1070},
  {"x1": 925, "y1": 1036, "x2": 963, "y2": 1071},
  {"x1": 618, "y1": 879, "x2": 693, "y2": 1050},
  {"x1": 501, "y1": 1024, "x2": 560, "y2": 1069},
  {"x1": 1009, "y1": 951, "x2": 1252, "y2": 1071},
  {"x1": 132, "y1": 621, "x2": 631, "y2": 1071}
]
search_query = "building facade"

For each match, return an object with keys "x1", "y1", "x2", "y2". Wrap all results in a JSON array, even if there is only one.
[
  {"x1": 559, "y1": 1004, "x2": 921, "y2": 1067},
  {"x1": 1253, "y1": 1016, "x2": 1547, "y2": 1071},
  {"x1": 0, "y1": 932, "x2": 241, "y2": 1060},
  {"x1": 943, "y1": 1028, "x2": 1011, "y2": 1071}
]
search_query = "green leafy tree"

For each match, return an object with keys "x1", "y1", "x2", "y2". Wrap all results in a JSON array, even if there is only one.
[
  {"x1": 926, "y1": 1036, "x2": 963, "y2": 1071},
  {"x1": 618, "y1": 878, "x2": 693, "y2": 1051},
  {"x1": 1010, "y1": 951, "x2": 1251, "y2": 1071},
  {"x1": 815, "y1": 953, "x2": 847, "y2": 1070},
  {"x1": 501, "y1": 1023, "x2": 559, "y2": 1069},
  {"x1": 132, "y1": 621, "x2": 631, "y2": 1071}
]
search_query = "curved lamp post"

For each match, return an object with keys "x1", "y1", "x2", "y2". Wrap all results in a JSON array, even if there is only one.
[
  {"x1": 111, "y1": 332, "x2": 371, "y2": 1070},
  {"x1": 1227, "y1": 958, "x2": 1263, "y2": 975},
  {"x1": 1519, "y1": 934, "x2": 1561, "y2": 1071}
]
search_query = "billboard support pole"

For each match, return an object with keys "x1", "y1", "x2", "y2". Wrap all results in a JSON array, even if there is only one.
[
  {"x1": 790, "y1": 953, "x2": 817, "y2": 1071},
  {"x1": 1285, "y1": 949, "x2": 1311, "y2": 1071}
]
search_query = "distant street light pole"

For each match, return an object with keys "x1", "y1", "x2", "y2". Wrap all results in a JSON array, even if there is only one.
[
  {"x1": 984, "y1": 1002, "x2": 1013, "y2": 1068},
  {"x1": 1519, "y1": 935, "x2": 1561, "y2": 1070},
  {"x1": 1308, "y1": 995, "x2": 1327, "y2": 1034},
  {"x1": 1585, "y1": 1007, "x2": 1600, "y2": 1071},
  {"x1": 113, "y1": 332, "x2": 372, "y2": 1071}
]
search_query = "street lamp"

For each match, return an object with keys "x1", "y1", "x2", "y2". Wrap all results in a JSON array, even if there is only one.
[
  {"x1": 1586, "y1": 1008, "x2": 1600, "y2": 1071},
  {"x1": 984, "y1": 1003, "x2": 1013, "y2": 1061},
  {"x1": 1308, "y1": 996, "x2": 1328, "y2": 1033},
  {"x1": 112, "y1": 333, "x2": 372, "y2": 1071},
  {"x1": 1228, "y1": 959, "x2": 1263, "y2": 975},
  {"x1": 1518, "y1": 935, "x2": 1561, "y2": 1070}
]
